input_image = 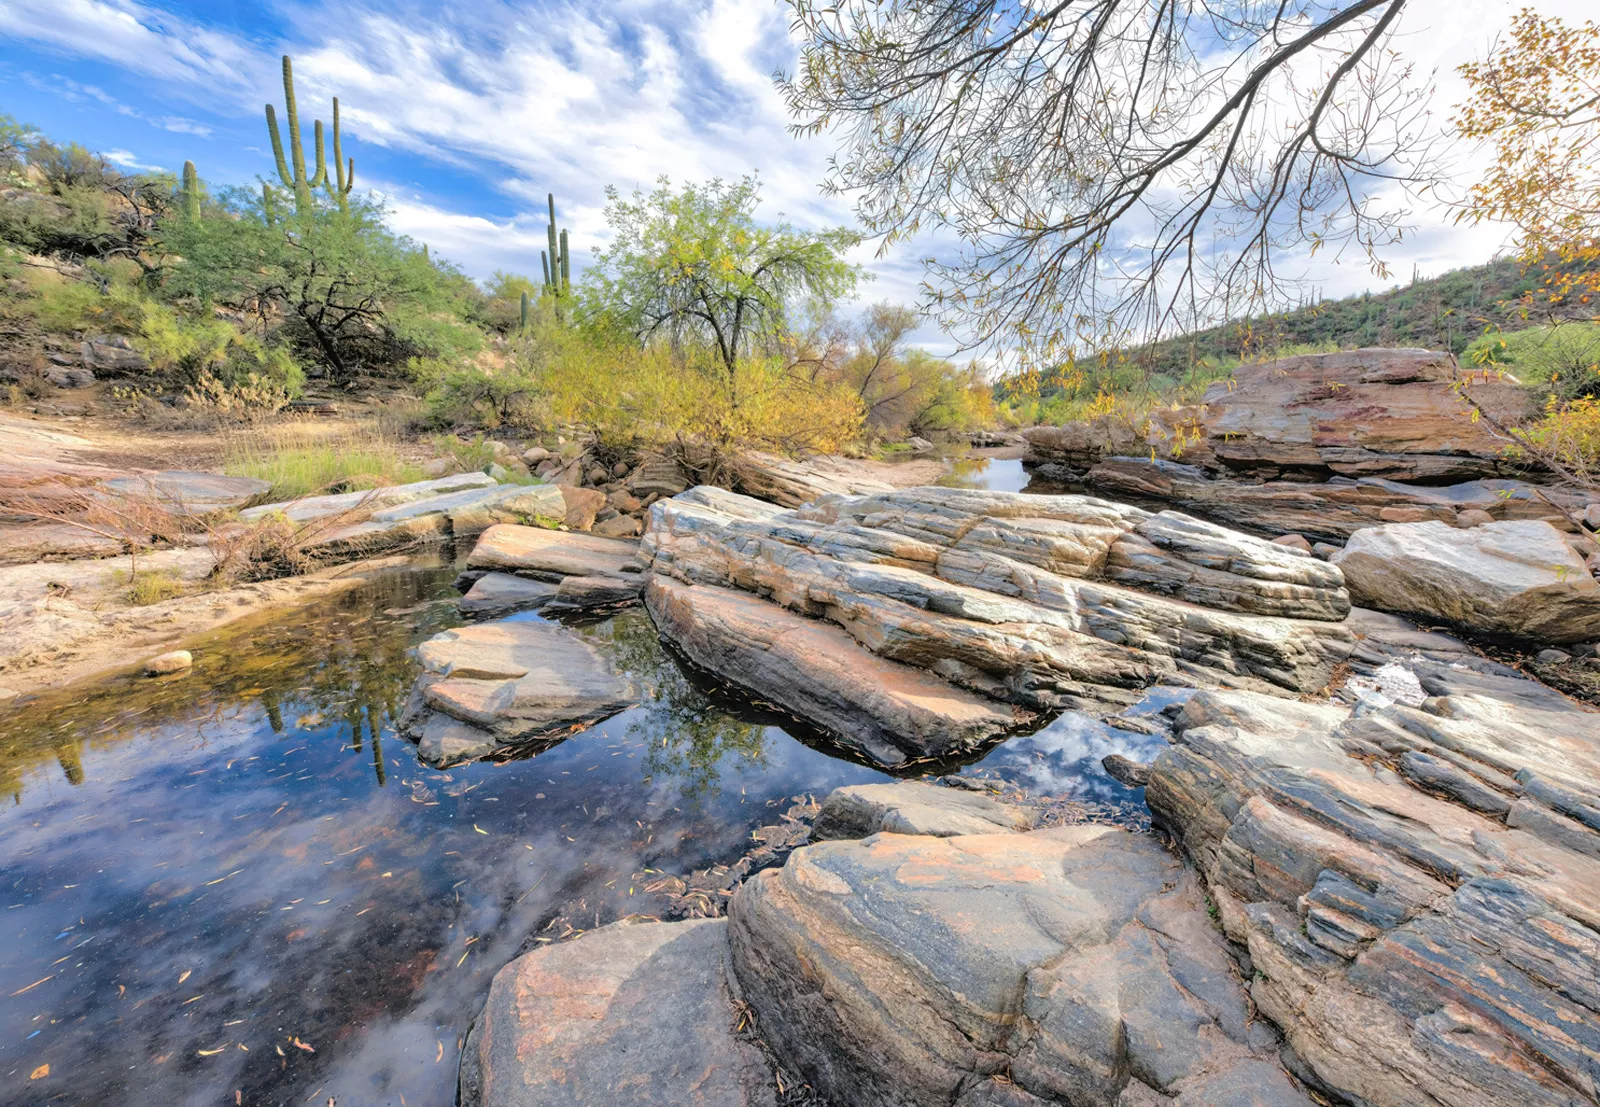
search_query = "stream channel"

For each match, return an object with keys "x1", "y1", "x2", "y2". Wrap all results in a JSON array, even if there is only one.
[{"x1": 1, "y1": 457, "x2": 1174, "y2": 1106}]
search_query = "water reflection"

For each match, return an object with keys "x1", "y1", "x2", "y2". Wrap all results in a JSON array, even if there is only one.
[{"x1": 0, "y1": 568, "x2": 884, "y2": 1107}]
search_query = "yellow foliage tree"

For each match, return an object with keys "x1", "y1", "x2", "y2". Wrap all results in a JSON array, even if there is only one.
[{"x1": 1456, "y1": 9, "x2": 1600, "y2": 309}]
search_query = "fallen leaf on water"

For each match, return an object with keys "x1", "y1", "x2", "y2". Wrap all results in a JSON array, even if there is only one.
[
  {"x1": 276, "y1": 1045, "x2": 285, "y2": 1057},
  {"x1": 10, "y1": 975, "x2": 53, "y2": 996},
  {"x1": 30, "y1": 1064, "x2": 49, "y2": 1080},
  {"x1": 178, "y1": 970, "x2": 191, "y2": 985},
  {"x1": 435, "y1": 1040, "x2": 444, "y2": 1063},
  {"x1": 292, "y1": 1036, "x2": 315, "y2": 1053},
  {"x1": 473, "y1": 824, "x2": 487, "y2": 834},
  {"x1": 198, "y1": 1046, "x2": 229, "y2": 1057}
]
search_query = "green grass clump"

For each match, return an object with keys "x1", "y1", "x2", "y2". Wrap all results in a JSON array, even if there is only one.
[
  {"x1": 112, "y1": 569, "x2": 191, "y2": 606},
  {"x1": 223, "y1": 423, "x2": 426, "y2": 501},
  {"x1": 1463, "y1": 322, "x2": 1600, "y2": 402}
]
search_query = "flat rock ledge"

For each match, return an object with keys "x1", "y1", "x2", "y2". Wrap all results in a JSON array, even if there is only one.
[
  {"x1": 811, "y1": 780, "x2": 1036, "y2": 839},
  {"x1": 459, "y1": 523, "x2": 647, "y2": 616},
  {"x1": 641, "y1": 485, "x2": 1355, "y2": 759},
  {"x1": 398, "y1": 619, "x2": 635, "y2": 768}
]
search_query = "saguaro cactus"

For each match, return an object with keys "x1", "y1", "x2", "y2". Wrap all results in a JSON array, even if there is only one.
[
  {"x1": 542, "y1": 193, "x2": 570, "y2": 297},
  {"x1": 181, "y1": 161, "x2": 201, "y2": 221},
  {"x1": 264, "y1": 55, "x2": 354, "y2": 212},
  {"x1": 519, "y1": 290, "x2": 531, "y2": 331}
]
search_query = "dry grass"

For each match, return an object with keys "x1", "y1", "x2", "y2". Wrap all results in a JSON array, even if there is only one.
[{"x1": 221, "y1": 420, "x2": 426, "y2": 501}]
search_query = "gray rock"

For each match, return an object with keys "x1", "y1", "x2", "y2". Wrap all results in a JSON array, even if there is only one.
[
  {"x1": 461, "y1": 918, "x2": 776, "y2": 1107},
  {"x1": 239, "y1": 472, "x2": 497, "y2": 523},
  {"x1": 1537, "y1": 648, "x2": 1573, "y2": 665},
  {"x1": 1145, "y1": 686, "x2": 1600, "y2": 1107},
  {"x1": 728, "y1": 825, "x2": 1310, "y2": 1107},
  {"x1": 644, "y1": 487, "x2": 1354, "y2": 711},
  {"x1": 399, "y1": 619, "x2": 635, "y2": 761},
  {"x1": 458, "y1": 572, "x2": 559, "y2": 617},
  {"x1": 80, "y1": 335, "x2": 148, "y2": 374},
  {"x1": 102, "y1": 471, "x2": 272, "y2": 514},
  {"x1": 1332, "y1": 519, "x2": 1600, "y2": 643},
  {"x1": 1102, "y1": 753, "x2": 1152, "y2": 787},
  {"x1": 42, "y1": 364, "x2": 95, "y2": 388},
  {"x1": 812, "y1": 781, "x2": 1036, "y2": 840},
  {"x1": 646, "y1": 576, "x2": 1022, "y2": 768},
  {"x1": 626, "y1": 457, "x2": 692, "y2": 499},
  {"x1": 522, "y1": 445, "x2": 551, "y2": 465},
  {"x1": 468, "y1": 523, "x2": 642, "y2": 580}
]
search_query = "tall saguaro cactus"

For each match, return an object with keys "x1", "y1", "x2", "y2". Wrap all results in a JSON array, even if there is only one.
[
  {"x1": 181, "y1": 161, "x2": 201, "y2": 221},
  {"x1": 542, "y1": 193, "x2": 570, "y2": 298},
  {"x1": 264, "y1": 55, "x2": 355, "y2": 213}
]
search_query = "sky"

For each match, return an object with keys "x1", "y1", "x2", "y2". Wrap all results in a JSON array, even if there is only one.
[{"x1": 0, "y1": 0, "x2": 1590, "y2": 357}]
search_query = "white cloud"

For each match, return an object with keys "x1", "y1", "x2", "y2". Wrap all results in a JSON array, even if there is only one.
[
  {"x1": 102, "y1": 148, "x2": 165, "y2": 172},
  {"x1": 6, "y1": 0, "x2": 1596, "y2": 363}
]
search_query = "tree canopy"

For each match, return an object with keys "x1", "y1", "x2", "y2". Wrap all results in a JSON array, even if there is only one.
[
  {"x1": 583, "y1": 175, "x2": 864, "y2": 381},
  {"x1": 780, "y1": 0, "x2": 1430, "y2": 362}
]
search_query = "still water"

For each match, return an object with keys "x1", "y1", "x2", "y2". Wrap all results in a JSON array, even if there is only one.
[{"x1": 1, "y1": 461, "x2": 1163, "y2": 1107}]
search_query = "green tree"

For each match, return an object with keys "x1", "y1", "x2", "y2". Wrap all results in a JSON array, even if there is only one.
[
  {"x1": 584, "y1": 175, "x2": 864, "y2": 384},
  {"x1": 161, "y1": 189, "x2": 482, "y2": 383}
]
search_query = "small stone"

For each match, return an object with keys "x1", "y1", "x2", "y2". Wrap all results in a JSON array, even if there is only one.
[
  {"x1": 1585, "y1": 503, "x2": 1600, "y2": 531},
  {"x1": 1456, "y1": 508, "x2": 1495, "y2": 527},
  {"x1": 534, "y1": 459, "x2": 558, "y2": 477},
  {"x1": 486, "y1": 462, "x2": 511, "y2": 482},
  {"x1": 1102, "y1": 753, "x2": 1153, "y2": 786},
  {"x1": 1312, "y1": 541, "x2": 1342, "y2": 560},
  {"x1": 143, "y1": 650, "x2": 193, "y2": 676},
  {"x1": 559, "y1": 486, "x2": 607, "y2": 531},
  {"x1": 611, "y1": 461, "x2": 630, "y2": 478},
  {"x1": 1536, "y1": 648, "x2": 1572, "y2": 665},
  {"x1": 1568, "y1": 534, "x2": 1599, "y2": 558},
  {"x1": 593, "y1": 514, "x2": 643, "y2": 539},
  {"x1": 1270, "y1": 533, "x2": 1312, "y2": 553},
  {"x1": 1377, "y1": 506, "x2": 1435, "y2": 523},
  {"x1": 1570, "y1": 642, "x2": 1600, "y2": 658},
  {"x1": 586, "y1": 465, "x2": 609, "y2": 485},
  {"x1": 608, "y1": 490, "x2": 642, "y2": 514},
  {"x1": 523, "y1": 446, "x2": 551, "y2": 465},
  {"x1": 485, "y1": 439, "x2": 511, "y2": 457},
  {"x1": 422, "y1": 457, "x2": 460, "y2": 478}
]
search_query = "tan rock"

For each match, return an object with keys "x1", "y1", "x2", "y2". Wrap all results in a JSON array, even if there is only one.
[
  {"x1": 468, "y1": 524, "x2": 641, "y2": 579},
  {"x1": 142, "y1": 650, "x2": 192, "y2": 675},
  {"x1": 1456, "y1": 508, "x2": 1495, "y2": 526},
  {"x1": 1272, "y1": 533, "x2": 1313, "y2": 552},
  {"x1": 557, "y1": 486, "x2": 606, "y2": 530},
  {"x1": 1377, "y1": 505, "x2": 1434, "y2": 523}
]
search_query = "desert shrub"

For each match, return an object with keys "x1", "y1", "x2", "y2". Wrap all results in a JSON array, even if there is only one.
[
  {"x1": 425, "y1": 364, "x2": 548, "y2": 429},
  {"x1": 1464, "y1": 323, "x2": 1600, "y2": 403},
  {"x1": 222, "y1": 423, "x2": 425, "y2": 500},
  {"x1": 138, "y1": 303, "x2": 304, "y2": 393}
]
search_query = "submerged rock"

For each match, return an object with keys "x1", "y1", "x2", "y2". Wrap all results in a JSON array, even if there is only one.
[
  {"x1": 1332, "y1": 519, "x2": 1600, "y2": 643},
  {"x1": 729, "y1": 825, "x2": 1310, "y2": 1107},
  {"x1": 399, "y1": 619, "x2": 634, "y2": 766},
  {"x1": 461, "y1": 918, "x2": 776, "y2": 1107},
  {"x1": 457, "y1": 572, "x2": 559, "y2": 617}
]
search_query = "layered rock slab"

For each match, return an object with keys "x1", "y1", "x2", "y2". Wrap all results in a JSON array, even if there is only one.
[
  {"x1": 646, "y1": 576, "x2": 1023, "y2": 768},
  {"x1": 399, "y1": 619, "x2": 635, "y2": 766},
  {"x1": 461, "y1": 917, "x2": 776, "y2": 1107},
  {"x1": 644, "y1": 487, "x2": 1355, "y2": 715},
  {"x1": 1145, "y1": 687, "x2": 1600, "y2": 1107},
  {"x1": 811, "y1": 780, "x2": 1036, "y2": 839},
  {"x1": 728, "y1": 825, "x2": 1311, "y2": 1107},
  {"x1": 1331, "y1": 519, "x2": 1600, "y2": 643}
]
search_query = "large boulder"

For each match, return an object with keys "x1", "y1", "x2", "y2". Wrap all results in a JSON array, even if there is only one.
[
  {"x1": 1145, "y1": 686, "x2": 1600, "y2": 1106},
  {"x1": 468, "y1": 523, "x2": 641, "y2": 579},
  {"x1": 461, "y1": 918, "x2": 776, "y2": 1107},
  {"x1": 1023, "y1": 406, "x2": 1211, "y2": 477},
  {"x1": 728, "y1": 825, "x2": 1311, "y2": 1107},
  {"x1": 238, "y1": 472, "x2": 497, "y2": 522},
  {"x1": 398, "y1": 619, "x2": 635, "y2": 766},
  {"x1": 1332, "y1": 519, "x2": 1600, "y2": 643},
  {"x1": 1085, "y1": 459, "x2": 1579, "y2": 542},
  {"x1": 643, "y1": 487, "x2": 1355, "y2": 723},
  {"x1": 1201, "y1": 348, "x2": 1533, "y2": 480},
  {"x1": 646, "y1": 577, "x2": 1024, "y2": 768},
  {"x1": 727, "y1": 451, "x2": 896, "y2": 507}
]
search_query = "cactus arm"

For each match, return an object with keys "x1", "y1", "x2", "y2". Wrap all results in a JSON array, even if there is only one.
[
  {"x1": 541, "y1": 250, "x2": 551, "y2": 289},
  {"x1": 559, "y1": 229, "x2": 570, "y2": 293},
  {"x1": 282, "y1": 56, "x2": 307, "y2": 194},
  {"x1": 308, "y1": 119, "x2": 327, "y2": 190},
  {"x1": 520, "y1": 290, "x2": 530, "y2": 331},
  {"x1": 265, "y1": 104, "x2": 293, "y2": 189},
  {"x1": 182, "y1": 161, "x2": 201, "y2": 221},
  {"x1": 332, "y1": 99, "x2": 348, "y2": 194},
  {"x1": 262, "y1": 182, "x2": 277, "y2": 224}
]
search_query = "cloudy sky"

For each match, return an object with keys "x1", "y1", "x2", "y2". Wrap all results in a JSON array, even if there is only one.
[{"x1": 0, "y1": 0, "x2": 1589, "y2": 355}]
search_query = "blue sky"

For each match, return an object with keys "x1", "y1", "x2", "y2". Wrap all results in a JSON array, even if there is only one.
[{"x1": 0, "y1": 0, "x2": 1580, "y2": 357}]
